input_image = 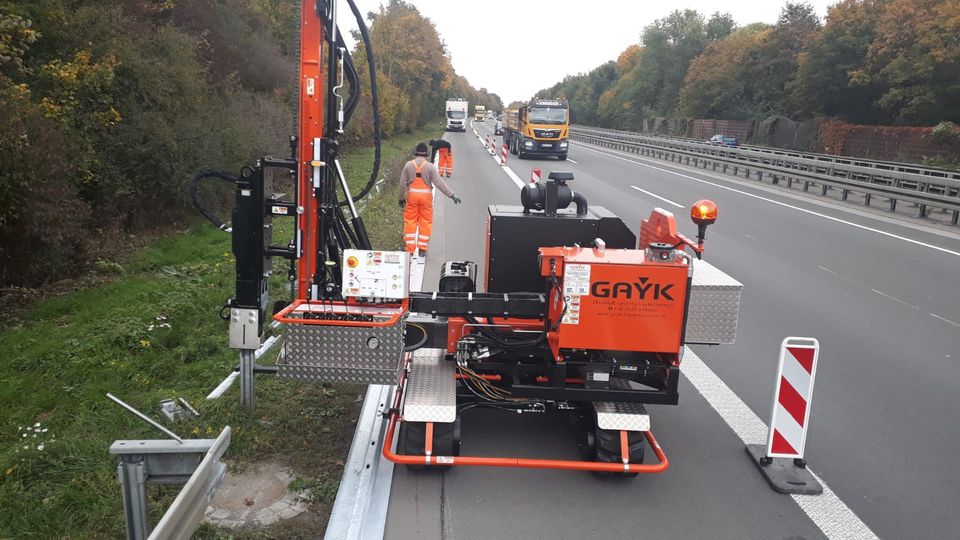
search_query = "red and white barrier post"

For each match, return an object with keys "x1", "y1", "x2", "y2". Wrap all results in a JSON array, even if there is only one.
[
  {"x1": 530, "y1": 167, "x2": 541, "y2": 184},
  {"x1": 747, "y1": 337, "x2": 823, "y2": 495},
  {"x1": 501, "y1": 143, "x2": 508, "y2": 166}
]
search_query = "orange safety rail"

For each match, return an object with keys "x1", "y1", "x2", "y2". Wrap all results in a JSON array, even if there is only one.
[
  {"x1": 382, "y1": 363, "x2": 670, "y2": 474},
  {"x1": 273, "y1": 298, "x2": 408, "y2": 327}
]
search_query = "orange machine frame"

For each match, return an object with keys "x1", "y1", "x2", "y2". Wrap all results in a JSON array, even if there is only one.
[
  {"x1": 382, "y1": 354, "x2": 670, "y2": 474},
  {"x1": 296, "y1": 0, "x2": 324, "y2": 300}
]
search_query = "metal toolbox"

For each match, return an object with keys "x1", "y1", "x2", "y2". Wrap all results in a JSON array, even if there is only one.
[
  {"x1": 277, "y1": 311, "x2": 405, "y2": 385},
  {"x1": 685, "y1": 259, "x2": 742, "y2": 344}
]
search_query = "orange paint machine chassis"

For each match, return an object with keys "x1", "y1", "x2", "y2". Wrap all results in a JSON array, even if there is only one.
[{"x1": 379, "y1": 210, "x2": 714, "y2": 474}]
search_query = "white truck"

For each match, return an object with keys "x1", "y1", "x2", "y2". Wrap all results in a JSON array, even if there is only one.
[{"x1": 445, "y1": 98, "x2": 468, "y2": 132}]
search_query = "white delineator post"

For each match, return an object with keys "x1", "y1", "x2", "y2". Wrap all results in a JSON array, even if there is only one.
[
  {"x1": 501, "y1": 143, "x2": 508, "y2": 166},
  {"x1": 530, "y1": 167, "x2": 541, "y2": 184},
  {"x1": 766, "y1": 337, "x2": 820, "y2": 461}
]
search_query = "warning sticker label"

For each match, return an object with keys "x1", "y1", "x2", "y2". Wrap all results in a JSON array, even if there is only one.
[
  {"x1": 564, "y1": 264, "x2": 591, "y2": 296},
  {"x1": 561, "y1": 294, "x2": 582, "y2": 325}
]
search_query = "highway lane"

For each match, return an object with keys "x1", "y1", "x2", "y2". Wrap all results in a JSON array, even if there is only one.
[
  {"x1": 468, "y1": 119, "x2": 960, "y2": 538},
  {"x1": 384, "y1": 119, "x2": 960, "y2": 539}
]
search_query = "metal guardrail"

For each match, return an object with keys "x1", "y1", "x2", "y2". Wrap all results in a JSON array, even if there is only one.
[
  {"x1": 323, "y1": 384, "x2": 396, "y2": 540},
  {"x1": 570, "y1": 127, "x2": 960, "y2": 225},
  {"x1": 574, "y1": 125, "x2": 960, "y2": 182},
  {"x1": 111, "y1": 426, "x2": 231, "y2": 540}
]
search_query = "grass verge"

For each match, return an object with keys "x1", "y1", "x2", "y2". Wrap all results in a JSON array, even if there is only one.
[{"x1": 0, "y1": 121, "x2": 441, "y2": 539}]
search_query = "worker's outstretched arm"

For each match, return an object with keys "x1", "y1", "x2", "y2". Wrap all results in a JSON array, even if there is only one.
[{"x1": 427, "y1": 163, "x2": 457, "y2": 201}]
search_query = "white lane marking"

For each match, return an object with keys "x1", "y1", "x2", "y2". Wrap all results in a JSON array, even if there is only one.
[
  {"x1": 817, "y1": 265, "x2": 837, "y2": 275},
  {"x1": 682, "y1": 349, "x2": 878, "y2": 540},
  {"x1": 869, "y1": 288, "x2": 920, "y2": 311},
  {"x1": 566, "y1": 158, "x2": 579, "y2": 164},
  {"x1": 573, "y1": 143, "x2": 960, "y2": 258},
  {"x1": 630, "y1": 185, "x2": 684, "y2": 208},
  {"x1": 744, "y1": 233, "x2": 757, "y2": 241},
  {"x1": 929, "y1": 312, "x2": 960, "y2": 328}
]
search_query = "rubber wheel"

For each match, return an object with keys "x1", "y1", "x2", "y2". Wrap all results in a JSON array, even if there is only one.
[
  {"x1": 558, "y1": 154, "x2": 567, "y2": 161},
  {"x1": 399, "y1": 420, "x2": 460, "y2": 472},
  {"x1": 592, "y1": 426, "x2": 645, "y2": 478}
]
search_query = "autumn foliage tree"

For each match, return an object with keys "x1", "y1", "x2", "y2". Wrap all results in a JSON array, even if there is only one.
[
  {"x1": 538, "y1": 0, "x2": 960, "y2": 129},
  {"x1": 0, "y1": 0, "x2": 293, "y2": 286}
]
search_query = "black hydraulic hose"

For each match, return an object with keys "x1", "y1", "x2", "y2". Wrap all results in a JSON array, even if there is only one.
[
  {"x1": 189, "y1": 170, "x2": 238, "y2": 231},
  {"x1": 336, "y1": 33, "x2": 361, "y2": 128},
  {"x1": 467, "y1": 316, "x2": 546, "y2": 349},
  {"x1": 344, "y1": 0, "x2": 381, "y2": 203}
]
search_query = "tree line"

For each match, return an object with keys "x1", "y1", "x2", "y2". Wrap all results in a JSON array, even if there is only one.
[
  {"x1": 345, "y1": 0, "x2": 502, "y2": 141},
  {"x1": 537, "y1": 0, "x2": 960, "y2": 129},
  {"x1": 0, "y1": 0, "x2": 495, "y2": 287}
]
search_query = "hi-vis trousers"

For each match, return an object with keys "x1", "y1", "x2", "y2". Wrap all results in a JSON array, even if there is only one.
[
  {"x1": 403, "y1": 184, "x2": 433, "y2": 253},
  {"x1": 438, "y1": 148, "x2": 453, "y2": 177}
]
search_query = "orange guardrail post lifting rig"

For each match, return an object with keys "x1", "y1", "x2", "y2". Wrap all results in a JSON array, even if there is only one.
[{"x1": 192, "y1": 1, "x2": 743, "y2": 475}]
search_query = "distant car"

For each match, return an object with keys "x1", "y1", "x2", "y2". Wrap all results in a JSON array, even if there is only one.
[
  {"x1": 709, "y1": 134, "x2": 739, "y2": 147},
  {"x1": 494, "y1": 120, "x2": 503, "y2": 136}
]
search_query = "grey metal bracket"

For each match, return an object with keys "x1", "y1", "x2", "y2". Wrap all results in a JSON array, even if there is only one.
[{"x1": 110, "y1": 427, "x2": 231, "y2": 540}]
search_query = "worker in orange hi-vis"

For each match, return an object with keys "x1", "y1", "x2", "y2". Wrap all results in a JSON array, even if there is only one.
[
  {"x1": 430, "y1": 138, "x2": 454, "y2": 177},
  {"x1": 400, "y1": 143, "x2": 461, "y2": 258}
]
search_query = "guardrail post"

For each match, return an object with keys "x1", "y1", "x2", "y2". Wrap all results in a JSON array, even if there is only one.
[
  {"x1": 117, "y1": 457, "x2": 150, "y2": 540},
  {"x1": 240, "y1": 349, "x2": 255, "y2": 410},
  {"x1": 918, "y1": 204, "x2": 927, "y2": 218},
  {"x1": 952, "y1": 210, "x2": 959, "y2": 225},
  {"x1": 821, "y1": 184, "x2": 829, "y2": 196},
  {"x1": 864, "y1": 193, "x2": 871, "y2": 206},
  {"x1": 889, "y1": 198, "x2": 898, "y2": 211},
  {"x1": 842, "y1": 189, "x2": 849, "y2": 201},
  {"x1": 803, "y1": 180, "x2": 810, "y2": 192}
]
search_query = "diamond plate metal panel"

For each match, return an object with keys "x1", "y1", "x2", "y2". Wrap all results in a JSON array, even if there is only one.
[
  {"x1": 402, "y1": 348, "x2": 456, "y2": 423},
  {"x1": 686, "y1": 259, "x2": 742, "y2": 344},
  {"x1": 595, "y1": 401, "x2": 650, "y2": 431},
  {"x1": 276, "y1": 321, "x2": 404, "y2": 385}
]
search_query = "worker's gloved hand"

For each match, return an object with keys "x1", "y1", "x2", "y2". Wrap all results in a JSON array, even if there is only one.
[
  {"x1": 452, "y1": 195, "x2": 462, "y2": 205},
  {"x1": 399, "y1": 199, "x2": 406, "y2": 208}
]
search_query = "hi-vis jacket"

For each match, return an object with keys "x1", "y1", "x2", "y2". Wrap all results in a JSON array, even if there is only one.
[{"x1": 399, "y1": 157, "x2": 455, "y2": 199}]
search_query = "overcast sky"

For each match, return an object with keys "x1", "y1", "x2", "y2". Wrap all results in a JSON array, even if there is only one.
[{"x1": 340, "y1": 0, "x2": 836, "y2": 105}]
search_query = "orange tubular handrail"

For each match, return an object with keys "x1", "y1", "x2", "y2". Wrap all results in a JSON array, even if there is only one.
[
  {"x1": 381, "y1": 365, "x2": 670, "y2": 474},
  {"x1": 273, "y1": 298, "x2": 408, "y2": 327}
]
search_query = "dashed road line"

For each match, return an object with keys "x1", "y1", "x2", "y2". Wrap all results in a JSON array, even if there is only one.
[
  {"x1": 630, "y1": 185, "x2": 684, "y2": 208},
  {"x1": 869, "y1": 288, "x2": 921, "y2": 311},
  {"x1": 573, "y1": 143, "x2": 960, "y2": 258},
  {"x1": 929, "y1": 312, "x2": 960, "y2": 328}
]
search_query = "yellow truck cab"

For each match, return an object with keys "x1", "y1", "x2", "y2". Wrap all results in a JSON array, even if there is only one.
[{"x1": 502, "y1": 99, "x2": 569, "y2": 160}]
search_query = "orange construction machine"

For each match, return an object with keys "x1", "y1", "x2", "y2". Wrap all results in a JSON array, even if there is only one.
[{"x1": 193, "y1": 0, "x2": 742, "y2": 475}]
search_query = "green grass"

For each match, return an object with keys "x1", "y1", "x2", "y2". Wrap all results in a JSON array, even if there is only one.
[{"x1": 0, "y1": 121, "x2": 441, "y2": 539}]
